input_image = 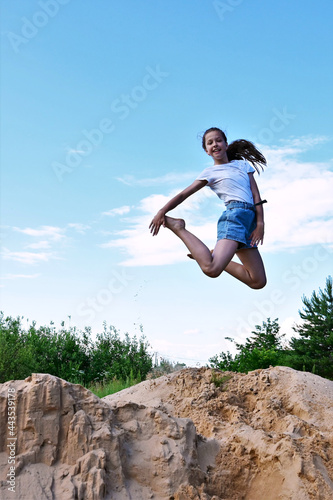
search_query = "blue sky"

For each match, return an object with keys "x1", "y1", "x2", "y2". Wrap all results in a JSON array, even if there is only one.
[{"x1": 1, "y1": 0, "x2": 332, "y2": 366}]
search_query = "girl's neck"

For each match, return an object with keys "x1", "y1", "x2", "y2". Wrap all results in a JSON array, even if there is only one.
[{"x1": 214, "y1": 157, "x2": 229, "y2": 165}]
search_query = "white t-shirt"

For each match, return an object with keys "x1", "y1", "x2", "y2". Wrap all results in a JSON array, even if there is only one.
[{"x1": 196, "y1": 159, "x2": 255, "y2": 204}]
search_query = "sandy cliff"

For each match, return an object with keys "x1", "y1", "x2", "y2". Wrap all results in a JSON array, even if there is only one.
[{"x1": 0, "y1": 366, "x2": 332, "y2": 499}]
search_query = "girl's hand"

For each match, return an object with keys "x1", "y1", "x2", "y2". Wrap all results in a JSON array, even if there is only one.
[
  {"x1": 149, "y1": 210, "x2": 166, "y2": 236},
  {"x1": 251, "y1": 222, "x2": 264, "y2": 246}
]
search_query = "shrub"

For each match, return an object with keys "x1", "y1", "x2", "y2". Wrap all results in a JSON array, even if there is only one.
[{"x1": 0, "y1": 313, "x2": 153, "y2": 386}]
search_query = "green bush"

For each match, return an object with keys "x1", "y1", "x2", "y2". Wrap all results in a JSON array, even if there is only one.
[
  {"x1": 209, "y1": 277, "x2": 333, "y2": 381},
  {"x1": 89, "y1": 324, "x2": 152, "y2": 383},
  {"x1": 0, "y1": 315, "x2": 33, "y2": 382},
  {"x1": 0, "y1": 313, "x2": 153, "y2": 386},
  {"x1": 209, "y1": 318, "x2": 287, "y2": 373}
]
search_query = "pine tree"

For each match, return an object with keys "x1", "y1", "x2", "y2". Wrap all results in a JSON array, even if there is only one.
[{"x1": 290, "y1": 276, "x2": 333, "y2": 379}]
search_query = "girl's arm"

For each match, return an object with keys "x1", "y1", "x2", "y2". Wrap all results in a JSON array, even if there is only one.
[
  {"x1": 249, "y1": 173, "x2": 265, "y2": 246},
  {"x1": 149, "y1": 179, "x2": 207, "y2": 235}
]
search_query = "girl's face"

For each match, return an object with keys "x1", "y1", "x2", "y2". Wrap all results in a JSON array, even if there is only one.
[{"x1": 204, "y1": 131, "x2": 228, "y2": 164}]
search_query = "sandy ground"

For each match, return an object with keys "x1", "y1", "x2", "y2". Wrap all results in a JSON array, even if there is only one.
[{"x1": 0, "y1": 366, "x2": 333, "y2": 499}]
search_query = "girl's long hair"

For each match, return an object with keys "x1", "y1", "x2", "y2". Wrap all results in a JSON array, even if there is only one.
[{"x1": 202, "y1": 127, "x2": 266, "y2": 174}]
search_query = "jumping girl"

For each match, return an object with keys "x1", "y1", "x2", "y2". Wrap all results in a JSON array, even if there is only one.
[{"x1": 149, "y1": 127, "x2": 267, "y2": 289}]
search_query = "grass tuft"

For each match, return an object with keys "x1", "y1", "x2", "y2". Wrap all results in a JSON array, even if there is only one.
[
  {"x1": 211, "y1": 370, "x2": 232, "y2": 389},
  {"x1": 88, "y1": 375, "x2": 139, "y2": 398}
]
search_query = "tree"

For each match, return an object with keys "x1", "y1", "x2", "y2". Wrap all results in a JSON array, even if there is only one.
[
  {"x1": 210, "y1": 318, "x2": 286, "y2": 372},
  {"x1": 89, "y1": 324, "x2": 153, "y2": 382},
  {"x1": 0, "y1": 313, "x2": 153, "y2": 385},
  {"x1": 0, "y1": 314, "x2": 34, "y2": 382},
  {"x1": 234, "y1": 317, "x2": 285, "y2": 352},
  {"x1": 289, "y1": 276, "x2": 333, "y2": 379}
]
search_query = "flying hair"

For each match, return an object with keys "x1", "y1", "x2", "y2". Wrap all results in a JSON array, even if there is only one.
[{"x1": 201, "y1": 127, "x2": 266, "y2": 174}]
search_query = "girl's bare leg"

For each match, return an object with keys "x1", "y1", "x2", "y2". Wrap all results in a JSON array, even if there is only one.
[
  {"x1": 165, "y1": 216, "x2": 238, "y2": 278},
  {"x1": 165, "y1": 216, "x2": 267, "y2": 288},
  {"x1": 224, "y1": 247, "x2": 267, "y2": 289}
]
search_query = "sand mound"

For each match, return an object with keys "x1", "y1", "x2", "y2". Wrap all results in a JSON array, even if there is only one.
[{"x1": 0, "y1": 367, "x2": 332, "y2": 499}]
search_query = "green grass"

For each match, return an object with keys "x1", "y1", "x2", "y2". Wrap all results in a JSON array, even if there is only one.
[
  {"x1": 87, "y1": 376, "x2": 140, "y2": 398},
  {"x1": 211, "y1": 370, "x2": 232, "y2": 389}
]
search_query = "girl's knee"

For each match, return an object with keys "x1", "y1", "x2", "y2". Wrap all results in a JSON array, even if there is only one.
[
  {"x1": 250, "y1": 276, "x2": 267, "y2": 289},
  {"x1": 202, "y1": 265, "x2": 223, "y2": 279}
]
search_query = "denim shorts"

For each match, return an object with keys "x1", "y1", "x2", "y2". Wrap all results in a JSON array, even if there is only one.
[{"x1": 217, "y1": 201, "x2": 257, "y2": 249}]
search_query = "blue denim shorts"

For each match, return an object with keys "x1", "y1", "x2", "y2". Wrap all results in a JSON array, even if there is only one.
[{"x1": 217, "y1": 201, "x2": 257, "y2": 249}]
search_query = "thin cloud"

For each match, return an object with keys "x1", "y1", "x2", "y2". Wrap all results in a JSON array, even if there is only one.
[
  {"x1": 4, "y1": 222, "x2": 92, "y2": 270},
  {"x1": 116, "y1": 172, "x2": 196, "y2": 187},
  {"x1": 3, "y1": 225, "x2": 68, "y2": 268},
  {"x1": 2, "y1": 248, "x2": 57, "y2": 265},
  {"x1": 273, "y1": 135, "x2": 330, "y2": 150},
  {"x1": 67, "y1": 223, "x2": 91, "y2": 234},
  {"x1": 13, "y1": 225, "x2": 65, "y2": 241},
  {"x1": 102, "y1": 206, "x2": 131, "y2": 217},
  {"x1": 26, "y1": 241, "x2": 51, "y2": 250}
]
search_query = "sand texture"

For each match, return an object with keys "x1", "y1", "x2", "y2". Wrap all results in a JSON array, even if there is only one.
[{"x1": 0, "y1": 366, "x2": 333, "y2": 499}]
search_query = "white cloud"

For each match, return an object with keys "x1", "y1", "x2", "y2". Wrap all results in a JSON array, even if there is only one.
[
  {"x1": 13, "y1": 225, "x2": 65, "y2": 241},
  {"x1": 26, "y1": 240, "x2": 51, "y2": 250},
  {"x1": 67, "y1": 223, "x2": 91, "y2": 234},
  {"x1": 270, "y1": 135, "x2": 329, "y2": 151},
  {"x1": 2, "y1": 223, "x2": 79, "y2": 271},
  {"x1": 102, "y1": 206, "x2": 131, "y2": 217},
  {"x1": 100, "y1": 216, "x2": 190, "y2": 266},
  {"x1": 116, "y1": 172, "x2": 196, "y2": 187},
  {"x1": 2, "y1": 248, "x2": 56, "y2": 265},
  {"x1": 259, "y1": 140, "x2": 333, "y2": 251},
  {"x1": 6, "y1": 225, "x2": 69, "y2": 265},
  {"x1": 100, "y1": 201, "x2": 218, "y2": 266}
]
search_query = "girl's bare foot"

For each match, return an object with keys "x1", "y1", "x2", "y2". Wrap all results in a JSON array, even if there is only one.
[{"x1": 164, "y1": 216, "x2": 186, "y2": 233}]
